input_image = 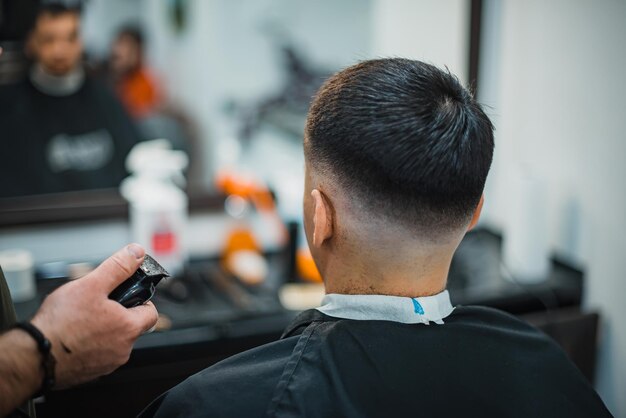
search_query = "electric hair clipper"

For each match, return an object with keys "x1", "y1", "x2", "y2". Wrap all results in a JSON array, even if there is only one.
[{"x1": 109, "y1": 254, "x2": 170, "y2": 308}]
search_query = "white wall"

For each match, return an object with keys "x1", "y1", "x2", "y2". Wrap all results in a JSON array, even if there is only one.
[
  {"x1": 371, "y1": 0, "x2": 469, "y2": 85},
  {"x1": 81, "y1": 0, "x2": 142, "y2": 59},
  {"x1": 479, "y1": 1, "x2": 626, "y2": 415}
]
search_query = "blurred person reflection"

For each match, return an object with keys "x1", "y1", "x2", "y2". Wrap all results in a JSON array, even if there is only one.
[
  {"x1": 107, "y1": 24, "x2": 202, "y2": 184},
  {"x1": 0, "y1": 3, "x2": 142, "y2": 198},
  {"x1": 109, "y1": 25, "x2": 161, "y2": 120}
]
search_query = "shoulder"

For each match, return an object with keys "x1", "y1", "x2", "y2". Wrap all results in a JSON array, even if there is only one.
[
  {"x1": 436, "y1": 305, "x2": 567, "y2": 357},
  {"x1": 81, "y1": 76, "x2": 117, "y2": 99},
  {"x1": 443, "y1": 305, "x2": 587, "y2": 359},
  {"x1": 139, "y1": 336, "x2": 299, "y2": 418},
  {"x1": 447, "y1": 304, "x2": 541, "y2": 329},
  {"x1": 0, "y1": 79, "x2": 29, "y2": 109},
  {"x1": 0, "y1": 78, "x2": 28, "y2": 93},
  {"x1": 79, "y1": 76, "x2": 128, "y2": 110},
  {"x1": 134, "y1": 68, "x2": 159, "y2": 87}
]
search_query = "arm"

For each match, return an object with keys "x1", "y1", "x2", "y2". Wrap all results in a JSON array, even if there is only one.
[
  {"x1": 0, "y1": 329, "x2": 44, "y2": 414},
  {"x1": 0, "y1": 244, "x2": 158, "y2": 416}
]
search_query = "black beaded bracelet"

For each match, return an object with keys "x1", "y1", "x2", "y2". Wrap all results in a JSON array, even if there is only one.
[{"x1": 11, "y1": 322, "x2": 57, "y2": 397}]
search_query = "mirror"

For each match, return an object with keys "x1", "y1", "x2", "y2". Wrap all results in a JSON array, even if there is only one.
[{"x1": 0, "y1": 0, "x2": 471, "y2": 222}]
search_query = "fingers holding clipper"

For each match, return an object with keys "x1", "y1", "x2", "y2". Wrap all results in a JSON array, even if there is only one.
[
  {"x1": 127, "y1": 301, "x2": 159, "y2": 335},
  {"x1": 91, "y1": 244, "x2": 145, "y2": 293}
]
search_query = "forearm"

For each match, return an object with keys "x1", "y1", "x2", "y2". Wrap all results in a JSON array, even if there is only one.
[{"x1": 0, "y1": 330, "x2": 43, "y2": 417}]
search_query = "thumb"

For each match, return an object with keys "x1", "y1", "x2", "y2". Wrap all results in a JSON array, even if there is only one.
[{"x1": 90, "y1": 243, "x2": 145, "y2": 293}]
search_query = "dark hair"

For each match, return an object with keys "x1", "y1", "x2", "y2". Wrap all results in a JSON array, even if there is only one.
[
  {"x1": 37, "y1": 2, "x2": 81, "y2": 18},
  {"x1": 29, "y1": 2, "x2": 81, "y2": 33},
  {"x1": 305, "y1": 58, "x2": 494, "y2": 234},
  {"x1": 116, "y1": 25, "x2": 145, "y2": 49}
]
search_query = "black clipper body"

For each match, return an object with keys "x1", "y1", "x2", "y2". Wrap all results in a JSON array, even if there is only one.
[{"x1": 109, "y1": 254, "x2": 170, "y2": 308}]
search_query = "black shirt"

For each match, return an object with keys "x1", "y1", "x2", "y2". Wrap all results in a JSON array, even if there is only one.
[
  {"x1": 0, "y1": 76, "x2": 141, "y2": 198},
  {"x1": 139, "y1": 306, "x2": 612, "y2": 417}
]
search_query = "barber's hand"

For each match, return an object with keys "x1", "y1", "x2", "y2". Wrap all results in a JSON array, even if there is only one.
[{"x1": 31, "y1": 244, "x2": 159, "y2": 388}]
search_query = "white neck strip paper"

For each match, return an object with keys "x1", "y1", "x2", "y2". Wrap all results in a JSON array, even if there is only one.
[{"x1": 316, "y1": 290, "x2": 454, "y2": 325}]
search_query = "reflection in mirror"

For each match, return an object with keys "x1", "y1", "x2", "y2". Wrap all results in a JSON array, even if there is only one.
[
  {"x1": 0, "y1": 2, "x2": 141, "y2": 199},
  {"x1": 0, "y1": 0, "x2": 469, "y2": 222}
]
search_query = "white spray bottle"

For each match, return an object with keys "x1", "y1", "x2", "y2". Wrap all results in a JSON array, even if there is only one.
[{"x1": 120, "y1": 139, "x2": 189, "y2": 276}]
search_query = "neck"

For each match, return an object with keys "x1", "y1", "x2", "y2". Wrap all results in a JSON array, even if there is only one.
[
  {"x1": 30, "y1": 64, "x2": 85, "y2": 96},
  {"x1": 320, "y1": 241, "x2": 455, "y2": 298}
]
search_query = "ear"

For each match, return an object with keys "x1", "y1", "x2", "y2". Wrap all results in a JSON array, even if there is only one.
[
  {"x1": 311, "y1": 189, "x2": 334, "y2": 247},
  {"x1": 467, "y1": 195, "x2": 484, "y2": 231}
]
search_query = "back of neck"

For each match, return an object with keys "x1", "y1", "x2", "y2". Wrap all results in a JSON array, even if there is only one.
[{"x1": 320, "y1": 246, "x2": 454, "y2": 298}]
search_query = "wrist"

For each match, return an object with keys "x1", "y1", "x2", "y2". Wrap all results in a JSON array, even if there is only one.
[
  {"x1": 3, "y1": 329, "x2": 45, "y2": 395},
  {"x1": 10, "y1": 322, "x2": 57, "y2": 396}
]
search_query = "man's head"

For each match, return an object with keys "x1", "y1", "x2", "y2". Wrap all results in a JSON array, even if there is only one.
[
  {"x1": 27, "y1": 4, "x2": 82, "y2": 76},
  {"x1": 110, "y1": 26, "x2": 144, "y2": 78},
  {"x1": 303, "y1": 59, "x2": 494, "y2": 293}
]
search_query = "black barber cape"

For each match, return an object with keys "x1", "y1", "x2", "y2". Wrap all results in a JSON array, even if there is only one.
[
  {"x1": 139, "y1": 307, "x2": 612, "y2": 418},
  {"x1": 0, "y1": 76, "x2": 141, "y2": 197}
]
